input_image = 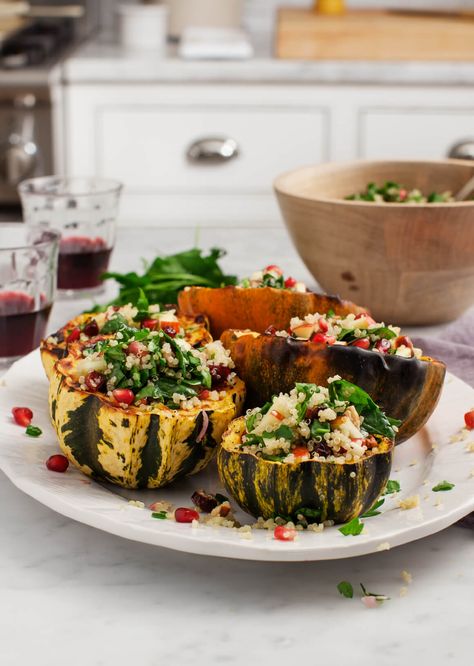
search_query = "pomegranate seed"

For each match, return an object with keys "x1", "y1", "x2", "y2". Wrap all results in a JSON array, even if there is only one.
[
  {"x1": 284, "y1": 276, "x2": 297, "y2": 288},
  {"x1": 46, "y1": 454, "x2": 69, "y2": 473},
  {"x1": 264, "y1": 264, "x2": 283, "y2": 275},
  {"x1": 11, "y1": 406, "x2": 33, "y2": 427},
  {"x1": 464, "y1": 410, "x2": 474, "y2": 430},
  {"x1": 199, "y1": 389, "x2": 211, "y2": 400},
  {"x1": 161, "y1": 325, "x2": 178, "y2": 338},
  {"x1": 394, "y1": 335, "x2": 414, "y2": 350},
  {"x1": 112, "y1": 388, "x2": 135, "y2": 405},
  {"x1": 311, "y1": 332, "x2": 327, "y2": 344},
  {"x1": 375, "y1": 338, "x2": 391, "y2": 354},
  {"x1": 351, "y1": 338, "x2": 371, "y2": 350},
  {"x1": 85, "y1": 371, "x2": 106, "y2": 392},
  {"x1": 318, "y1": 318, "x2": 329, "y2": 332},
  {"x1": 209, "y1": 364, "x2": 231, "y2": 387},
  {"x1": 274, "y1": 525, "x2": 297, "y2": 542},
  {"x1": 83, "y1": 319, "x2": 99, "y2": 337},
  {"x1": 191, "y1": 490, "x2": 218, "y2": 513},
  {"x1": 142, "y1": 318, "x2": 158, "y2": 330},
  {"x1": 264, "y1": 325, "x2": 277, "y2": 335},
  {"x1": 67, "y1": 327, "x2": 81, "y2": 343},
  {"x1": 326, "y1": 335, "x2": 337, "y2": 345},
  {"x1": 175, "y1": 507, "x2": 199, "y2": 523},
  {"x1": 127, "y1": 340, "x2": 148, "y2": 357},
  {"x1": 399, "y1": 189, "x2": 408, "y2": 201}
]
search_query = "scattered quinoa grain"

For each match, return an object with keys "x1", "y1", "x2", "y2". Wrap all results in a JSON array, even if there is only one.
[{"x1": 398, "y1": 495, "x2": 420, "y2": 510}]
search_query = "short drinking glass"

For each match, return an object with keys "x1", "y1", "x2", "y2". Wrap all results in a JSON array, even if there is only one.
[
  {"x1": 18, "y1": 176, "x2": 123, "y2": 297},
  {"x1": 0, "y1": 225, "x2": 59, "y2": 367}
]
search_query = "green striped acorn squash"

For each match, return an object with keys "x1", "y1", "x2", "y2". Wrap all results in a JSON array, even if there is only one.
[
  {"x1": 221, "y1": 329, "x2": 445, "y2": 444},
  {"x1": 48, "y1": 339, "x2": 245, "y2": 490},
  {"x1": 41, "y1": 303, "x2": 211, "y2": 381},
  {"x1": 217, "y1": 419, "x2": 393, "y2": 524}
]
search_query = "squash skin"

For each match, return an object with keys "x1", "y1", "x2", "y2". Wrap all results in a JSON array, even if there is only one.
[
  {"x1": 220, "y1": 331, "x2": 446, "y2": 444},
  {"x1": 49, "y1": 356, "x2": 245, "y2": 489},
  {"x1": 40, "y1": 311, "x2": 211, "y2": 381},
  {"x1": 217, "y1": 417, "x2": 393, "y2": 523},
  {"x1": 178, "y1": 285, "x2": 367, "y2": 338}
]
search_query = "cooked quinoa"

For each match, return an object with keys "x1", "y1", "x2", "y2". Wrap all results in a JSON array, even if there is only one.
[
  {"x1": 238, "y1": 264, "x2": 306, "y2": 292},
  {"x1": 271, "y1": 311, "x2": 422, "y2": 359},
  {"x1": 70, "y1": 320, "x2": 235, "y2": 410},
  {"x1": 241, "y1": 378, "x2": 399, "y2": 464}
]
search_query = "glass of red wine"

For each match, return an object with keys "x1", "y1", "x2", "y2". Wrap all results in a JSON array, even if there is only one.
[
  {"x1": 18, "y1": 176, "x2": 123, "y2": 298},
  {"x1": 0, "y1": 225, "x2": 59, "y2": 368}
]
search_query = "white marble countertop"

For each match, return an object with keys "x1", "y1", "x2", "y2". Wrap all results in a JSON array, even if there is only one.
[
  {"x1": 61, "y1": 33, "x2": 474, "y2": 86},
  {"x1": 0, "y1": 226, "x2": 472, "y2": 666}
]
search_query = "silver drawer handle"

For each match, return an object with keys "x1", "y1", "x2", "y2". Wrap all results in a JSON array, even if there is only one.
[
  {"x1": 186, "y1": 137, "x2": 239, "y2": 164},
  {"x1": 448, "y1": 139, "x2": 474, "y2": 161}
]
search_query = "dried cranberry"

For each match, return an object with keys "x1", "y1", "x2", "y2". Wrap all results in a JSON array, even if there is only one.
[
  {"x1": 83, "y1": 319, "x2": 99, "y2": 337},
  {"x1": 191, "y1": 490, "x2": 218, "y2": 513},
  {"x1": 161, "y1": 325, "x2": 178, "y2": 338},
  {"x1": 85, "y1": 371, "x2": 106, "y2": 392},
  {"x1": 209, "y1": 364, "x2": 231, "y2": 387},
  {"x1": 375, "y1": 338, "x2": 391, "y2": 354},
  {"x1": 12, "y1": 406, "x2": 33, "y2": 427},
  {"x1": 46, "y1": 454, "x2": 69, "y2": 473},
  {"x1": 313, "y1": 441, "x2": 332, "y2": 458},
  {"x1": 305, "y1": 406, "x2": 320, "y2": 420},
  {"x1": 175, "y1": 507, "x2": 199, "y2": 523}
]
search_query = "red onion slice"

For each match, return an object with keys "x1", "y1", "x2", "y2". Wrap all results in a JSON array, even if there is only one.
[{"x1": 196, "y1": 410, "x2": 209, "y2": 443}]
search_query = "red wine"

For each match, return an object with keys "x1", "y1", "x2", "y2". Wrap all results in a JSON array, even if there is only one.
[
  {"x1": 58, "y1": 236, "x2": 112, "y2": 290},
  {"x1": 0, "y1": 292, "x2": 51, "y2": 358}
]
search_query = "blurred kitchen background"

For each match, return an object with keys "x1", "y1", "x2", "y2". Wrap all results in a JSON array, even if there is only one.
[{"x1": 1, "y1": 0, "x2": 474, "y2": 225}]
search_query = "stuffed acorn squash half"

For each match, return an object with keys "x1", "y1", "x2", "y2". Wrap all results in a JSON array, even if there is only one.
[
  {"x1": 178, "y1": 264, "x2": 366, "y2": 337},
  {"x1": 217, "y1": 379, "x2": 395, "y2": 524},
  {"x1": 41, "y1": 302, "x2": 211, "y2": 381},
  {"x1": 49, "y1": 322, "x2": 245, "y2": 489},
  {"x1": 221, "y1": 311, "x2": 446, "y2": 444}
]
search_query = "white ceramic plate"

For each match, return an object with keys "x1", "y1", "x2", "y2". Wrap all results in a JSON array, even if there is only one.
[{"x1": 0, "y1": 350, "x2": 473, "y2": 561}]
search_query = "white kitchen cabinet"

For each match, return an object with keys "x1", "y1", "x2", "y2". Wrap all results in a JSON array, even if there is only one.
[{"x1": 60, "y1": 82, "x2": 474, "y2": 225}]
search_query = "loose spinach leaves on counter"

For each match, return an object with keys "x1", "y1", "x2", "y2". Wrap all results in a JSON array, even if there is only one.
[
  {"x1": 94, "y1": 247, "x2": 237, "y2": 310},
  {"x1": 329, "y1": 379, "x2": 400, "y2": 440}
]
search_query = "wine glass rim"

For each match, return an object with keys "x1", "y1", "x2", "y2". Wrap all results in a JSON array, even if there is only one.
[
  {"x1": 18, "y1": 175, "x2": 123, "y2": 197},
  {"x1": 0, "y1": 224, "x2": 61, "y2": 252}
]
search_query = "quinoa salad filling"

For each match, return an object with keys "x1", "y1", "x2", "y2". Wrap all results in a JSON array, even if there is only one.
[
  {"x1": 346, "y1": 181, "x2": 454, "y2": 204},
  {"x1": 241, "y1": 378, "x2": 399, "y2": 464},
  {"x1": 268, "y1": 311, "x2": 422, "y2": 359},
  {"x1": 238, "y1": 264, "x2": 306, "y2": 292},
  {"x1": 48, "y1": 303, "x2": 187, "y2": 346},
  {"x1": 69, "y1": 319, "x2": 236, "y2": 410}
]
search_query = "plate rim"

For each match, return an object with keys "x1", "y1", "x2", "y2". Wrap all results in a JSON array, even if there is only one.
[{"x1": 0, "y1": 350, "x2": 473, "y2": 562}]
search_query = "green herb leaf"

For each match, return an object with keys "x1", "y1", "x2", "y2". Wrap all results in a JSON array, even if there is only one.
[
  {"x1": 262, "y1": 424, "x2": 294, "y2": 441},
  {"x1": 432, "y1": 481, "x2": 455, "y2": 492},
  {"x1": 337, "y1": 581, "x2": 354, "y2": 598},
  {"x1": 338, "y1": 517, "x2": 364, "y2": 536},
  {"x1": 295, "y1": 507, "x2": 321, "y2": 523},
  {"x1": 361, "y1": 498, "x2": 384, "y2": 518},
  {"x1": 383, "y1": 479, "x2": 401, "y2": 495},
  {"x1": 329, "y1": 379, "x2": 400, "y2": 439},
  {"x1": 25, "y1": 425, "x2": 42, "y2": 437},
  {"x1": 151, "y1": 511, "x2": 168, "y2": 520},
  {"x1": 310, "y1": 420, "x2": 330, "y2": 438}
]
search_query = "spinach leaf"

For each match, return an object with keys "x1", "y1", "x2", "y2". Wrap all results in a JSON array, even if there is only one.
[{"x1": 329, "y1": 379, "x2": 400, "y2": 439}]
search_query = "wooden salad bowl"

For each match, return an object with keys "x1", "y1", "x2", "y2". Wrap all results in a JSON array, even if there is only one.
[{"x1": 274, "y1": 159, "x2": 474, "y2": 325}]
